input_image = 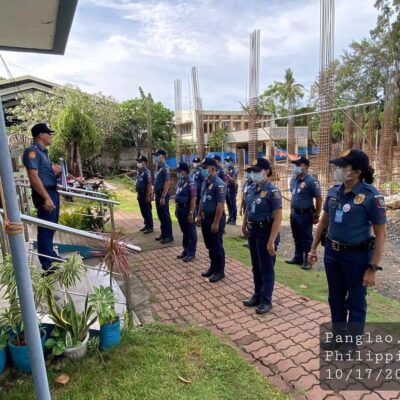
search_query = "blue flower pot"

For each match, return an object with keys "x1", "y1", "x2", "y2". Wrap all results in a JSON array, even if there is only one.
[
  {"x1": 100, "y1": 318, "x2": 121, "y2": 351},
  {"x1": 0, "y1": 346, "x2": 6, "y2": 374},
  {"x1": 8, "y1": 330, "x2": 46, "y2": 373}
]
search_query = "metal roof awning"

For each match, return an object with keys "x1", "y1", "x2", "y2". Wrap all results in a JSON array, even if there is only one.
[{"x1": 0, "y1": 0, "x2": 78, "y2": 55}]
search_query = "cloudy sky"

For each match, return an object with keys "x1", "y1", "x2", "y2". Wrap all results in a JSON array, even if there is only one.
[{"x1": 1, "y1": 0, "x2": 378, "y2": 110}]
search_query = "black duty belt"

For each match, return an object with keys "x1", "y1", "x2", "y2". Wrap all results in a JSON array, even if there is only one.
[
  {"x1": 291, "y1": 208, "x2": 312, "y2": 214},
  {"x1": 326, "y1": 238, "x2": 370, "y2": 252},
  {"x1": 176, "y1": 203, "x2": 189, "y2": 208},
  {"x1": 248, "y1": 220, "x2": 271, "y2": 229},
  {"x1": 203, "y1": 212, "x2": 216, "y2": 218}
]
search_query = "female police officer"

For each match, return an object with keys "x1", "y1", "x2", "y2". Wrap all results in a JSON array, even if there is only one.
[
  {"x1": 308, "y1": 149, "x2": 387, "y2": 354},
  {"x1": 242, "y1": 158, "x2": 282, "y2": 314}
]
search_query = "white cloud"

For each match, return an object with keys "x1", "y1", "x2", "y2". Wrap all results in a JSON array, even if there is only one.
[{"x1": 1, "y1": 0, "x2": 378, "y2": 109}]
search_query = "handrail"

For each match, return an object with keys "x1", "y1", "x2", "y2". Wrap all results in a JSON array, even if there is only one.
[
  {"x1": 0, "y1": 208, "x2": 141, "y2": 253},
  {"x1": 57, "y1": 185, "x2": 108, "y2": 198}
]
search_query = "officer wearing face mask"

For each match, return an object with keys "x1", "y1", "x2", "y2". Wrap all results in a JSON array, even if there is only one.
[
  {"x1": 196, "y1": 158, "x2": 226, "y2": 283},
  {"x1": 224, "y1": 156, "x2": 238, "y2": 225},
  {"x1": 175, "y1": 162, "x2": 197, "y2": 262},
  {"x1": 242, "y1": 158, "x2": 283, "y2": 315},
  {"x1": 212, "y1": 154, "x2": 228, "y2": 183},
  {"x1": 135, "y1": 155, "x2": 154, "y2": 234},
  {"x1": 152, "y1": 148, "x2": 174, "y2": 244},
  {"x1": 308, "y1": 149, "x2": 387, "y2": 355},
  {"x1": 190, "y1": 156, "x2": 203, "y2": 214},
  {"x1": 286, "y1": 156, "x2": 322, "y2": 270}
]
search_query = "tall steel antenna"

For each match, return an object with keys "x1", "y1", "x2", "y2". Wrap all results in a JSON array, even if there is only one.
[
  {"x1": 174, "y1": 79, "x2": 183, "y2": 161},
  {"x1": 317, "y1": 0, "x2": 335, "y2": 188},
  {"x1": 191, "y1": 66, "x2": 205, "y2": 159},
  {"x1": 248, "y1": 29, "x2": 260, "y2": 164}
]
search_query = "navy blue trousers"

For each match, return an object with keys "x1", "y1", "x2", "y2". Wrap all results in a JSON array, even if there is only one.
[
  {"x1": 201, "y1": 214, "x2": 226, "y2": 274},
  {"x1": 248, "y1": 225, "x2": 278, "y2": 305},
  {"x1": 155, "y1": 193, "x2": 173, "y2": 239},
  {"x1": 226, "y1": 186, "x2": 237, "y2": 222},
  {"x1": 324, "y1": 246, "x2": 371, "y2": 338},
  {"x1": 137, "y1": 192, "x2": 153, "y2": 229},
  {"x1": 290, "y1": 210, "x2": 313, "y2": 262},
  {"x1": 176, "y1": 206, "x2": 197, "y2": 257},
  {"x1": 32, "y1": 189, "x2": 60, "y2": 270}
]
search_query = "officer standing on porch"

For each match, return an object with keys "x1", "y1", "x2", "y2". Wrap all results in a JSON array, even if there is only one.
[
  {"x1": 175, "y1": 162, "x2": 197, "y2": 262},
  {"x1": 152, "y1": 149, "x2": 174, "y2": 244},
  {"x1": 135, "y1": 155, "x2": 153, "y2": 234},
  {"x1": 285, "y1": 156, "x2": 322, "y2": 270},
  {"x1": 23, "y1": 123, "x2": 62, "y2": 272},
  {"x1": 225, "y1": 156, "x2": 238, "y2": 225},
  {"x1": 196, "y1": 158, "x2": 226, "y2": 283}
]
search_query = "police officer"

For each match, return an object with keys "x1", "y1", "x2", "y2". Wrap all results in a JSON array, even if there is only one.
[
  {"x1": 286, "y1": 156, "x2": 322, "y2": 270},
  {"x1": 212, "y1": 154, "x2": 227, "y2": 183},
  {"x1": 240, "y1": 166, "x2": 255, "y2": 217},
  {"x1": 152, "y1": 149, "x2": 174, "y2": 244},
  {"x1": 175, "y1": 162, "x2": 197, "y2": 262},
  {"x1": 308, "y1": 149, "x2": 387, "y2": 354},
  {"x1": 196, "y1": 158, "x2": 226, "y2": 283},
  {"x1": 190, "y1": 156, "x2": 203, "y2": 214},
  {"x1": 23, "y1": 123, "x2": 62, "y2": 272},
  {"x1": 242, "y1": 158, "x2": 283, "y2": 314},
  {"x1": 225, "y1": 156, "x2": 238, "y2": 225},
  {"x1": 135, "y1": 155, "x2": 153, "y2": 234}
]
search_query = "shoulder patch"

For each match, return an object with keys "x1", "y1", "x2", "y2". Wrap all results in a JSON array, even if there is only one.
[
  {"x1": 272, "y1": 190, "x2": 281, "y2": 199},
  {"x1": 375, "y1": 195, "x2": 385, "y2": 208},
  {"x1": 218, "y1": 185, "x2": 225, "y2": 193},
  {"x1": 28, "y1": 151, "x2": 36, "y2": 159}
]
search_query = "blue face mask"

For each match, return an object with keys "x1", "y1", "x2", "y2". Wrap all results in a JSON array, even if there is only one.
[
  {"x1": 226, "y1": 162, "x2": 232, "y2": 167},
  {"x1": 246, "y1": 172, "x2": 252, "y2": 179},
  {"x1": 154, "y1": 156, "x2": 160, "y2": 163},
  {"x1": 201, "y1": 168, "x2": 209, "y2": 177},
  {"x1": 293, "y1": 165, "x2": 302, "y2": 175},
  {"x1": 177, "y1": 172, "x2": 183, "y2": 179},
  {"x1": 251, "y1": 172, "x2": 264, "y2": 183}
]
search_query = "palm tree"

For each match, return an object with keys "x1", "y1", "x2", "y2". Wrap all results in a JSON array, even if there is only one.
[{"x1": 260, "y1": 68, "x2": 304, "y2": 154}]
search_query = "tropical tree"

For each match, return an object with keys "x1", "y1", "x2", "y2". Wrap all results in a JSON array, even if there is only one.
[
  {"x1": 208, "y1": 128, "x2": 228, "y2": 151},
  {"x1": 260, "y1": 68, "x2": 304, "y2": 153}
]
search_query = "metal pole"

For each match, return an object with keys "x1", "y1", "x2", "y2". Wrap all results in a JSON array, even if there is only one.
[
  {"x1": 0, "y1": 97, "x2": 51, "y2": 399},
  {"x1": 110, "y1": 203, "x2": 115, "y2": 232}
]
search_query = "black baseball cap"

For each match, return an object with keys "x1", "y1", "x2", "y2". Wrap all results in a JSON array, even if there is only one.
[
  {"x1": 201, "y1": 158, "x2": 218, "y2": 168},
  {"x1": 212, "y1": 154, "x2": 221, "y2": 161},
  {"x1": 31, "y1": 123, "x2": 54, "y2": 137},
  {"x1": 177, "y1": 162, "x2": 189, "y2": 172},
  {"x1": 245, "y1": 165, "x2": 252, "y2": 172},
  {"x1": 136, "y1": 156, "x2": 148, "y2": 163},
  {"x1": 224, "y1": 156, "x2": 234, "y2": 162},
  {"x1": 192, "y1": 156, "x2": 201, "y2": 163},
  {"x1": 291, "y1": 156, "x2": 310, "y2": 166},
  {"x1": 249, "y1": 158, "x2": 271, "y2": 172},
  {"x1": 152, "y1": 149, "x2": 167, "y2": 156},
  {"x1": 330, "y1": 149, "x2": 369, "y2": 170}
]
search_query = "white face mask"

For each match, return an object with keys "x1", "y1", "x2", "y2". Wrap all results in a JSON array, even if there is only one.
[
  {"x1": 251, "y1": 172, "x2": 264, "y2": 183},
  {"x1": 334, "y1": 167, "x2": 352, "y2": 183},
  {"x1": 293, "y1": 165, "x2": 302, "y2": 175},
  {"x1": 193, "y1": 163, "x2": 199, "y2": 168},
  {"x1": 138, "y1": 162, "x2": 143, "y2": 168}
]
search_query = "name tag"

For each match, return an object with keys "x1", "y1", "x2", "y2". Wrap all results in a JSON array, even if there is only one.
[
  {"x1": 292, "y1": 188, "x2": 296, "y2": 195},
  {"x1": 202, "y1": 194, "x2": 207, "y2": 203},
  {"x1": 334, "y1": 210, "x2": 343, "y2": 223},
  {"x1": 251, "y1": 202, "x2": 256, "y2": 213}
]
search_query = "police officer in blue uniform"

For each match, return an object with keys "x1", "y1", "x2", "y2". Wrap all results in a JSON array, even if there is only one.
[
  {"x1": 152, "y1": 149, "x2": 174, "y2": 244},
  {"x1": 242, "y1": 158, "x2": 283, "y2": 314},
  {"x1": 23, "y1": 123, "x2": 62, "y2": 272},
  {"x1": 286, "y1": 156, "x2": 322, "y2": 270},
  {"x1": 225, "y1": 156, "x2": 238, "y2": 225},
  {"x1": 212, "y1": 155, "x2": 227, "y2": 183},
  {"x1": 196, "y1": 158, "x2": 226, "y2": 283},
  {"x1": 190, "y1": 156, "x2": 203, "y2": 214},
  {"x1": 135, "y1": 155, "x2": 153, "y2": 234},
  {"x1": 240, "y1": 166, "x2": 255, "y2": 217},
  {"x1": 309, "y1": 149, "x2": 387, "y2": 354},
  {"x1": 175, "y1": 162, "x2": 197, "y2": 262}
]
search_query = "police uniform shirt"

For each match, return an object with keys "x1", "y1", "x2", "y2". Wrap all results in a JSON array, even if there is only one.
[
  {"x1": 290, "y1": 174, "x2": 321, "y2": 209},
  {"x1": 246, "y1": 181, "x2": 282, "y2": 222},
  {"x1": 22, "y1": 142, "x2": 57, "y2": 188},
  {"x1": 323, "y1": 181, "x2": 387, "y2": 244},
  {"x1": 243, "y1": 179, "x2": 255, "y2": 206},
  {"x1": 154, "y1": 161, "x2": 170, "y2": 193},
  {"x1": 200, "y1": 175, "x2": 226, "y2": 213},
  {"x1": 135, "y1": 168, "x2": 152, "y2": 193},
  {"x1": 190, "y1": 168, "x2": 204, "y2": 194},
  {"x1": 227, "y1": 167, "x2": 238, "y2": 188},
  {"x1": 217, "y1": 166, "x2": 227, "y2": 183},
  {"x1": 175, "y1": 177, "x2": 197, "y2": 205}
]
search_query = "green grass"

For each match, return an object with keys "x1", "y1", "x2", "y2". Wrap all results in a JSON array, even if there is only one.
[
  {"x1": 224, "y1": 235, "x2": 400, "y2": 323},
  {"x1": 2, "y1": 324, "x2": 288, "y2": 400}
]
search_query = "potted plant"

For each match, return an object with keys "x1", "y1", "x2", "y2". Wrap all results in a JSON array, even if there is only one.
[
  {"x1": 47, "y1": 293, "x2": 97, "y2": 360},
  {"x1": 0, "y1": 305, "x2": 46, "y2": 373},
  {"x1": 0, "y1": 327, "x2": 8, "y2": 374},
  {"x1": 89, "y1": 285, "x2": 120, "y2": 350}
]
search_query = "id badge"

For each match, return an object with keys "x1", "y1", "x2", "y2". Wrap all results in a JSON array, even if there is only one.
[
  {"x1": 292, "y1": 188, "x2": 296, "y2": 195},
  {"x1": 334, "y1": 210, "x2": 343, "y2": 223},
  {"x1": 202, "y1": 194, "x2": 207, "y2": 203},
  {"x1": 251, "y1": 202, "x2": 256, "y2": 214}
]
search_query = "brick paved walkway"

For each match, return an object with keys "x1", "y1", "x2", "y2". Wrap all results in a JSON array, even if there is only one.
[{"x1": 119, "y1": 212, "x2": 400, "y2": 400}]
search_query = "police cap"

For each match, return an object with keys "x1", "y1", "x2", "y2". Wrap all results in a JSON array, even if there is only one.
[
  {"x1": 31, "y1": 123, "x2": 55, "y2": 137},
  {"x1": 330, "y1": 149, "x2": 369, "y2": 170},
  {"x1": 136, "y1": 155, "x2": 148, "y2": 163},
  {"x1": 152, "y1": 148, "x2": 167, "y2": 156},
  {"x1": 291, "y1": 156, "x2": 310, "y2": 166},
  {"x1": 249, "y1": 158, "x2": 271, "y2": 172},
  {"x1": 177, "y1": 162, "x2": 189, "y2": 172},
  {"x1": 201, "y1": 158, "x2": 218, "y2": 168}
]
